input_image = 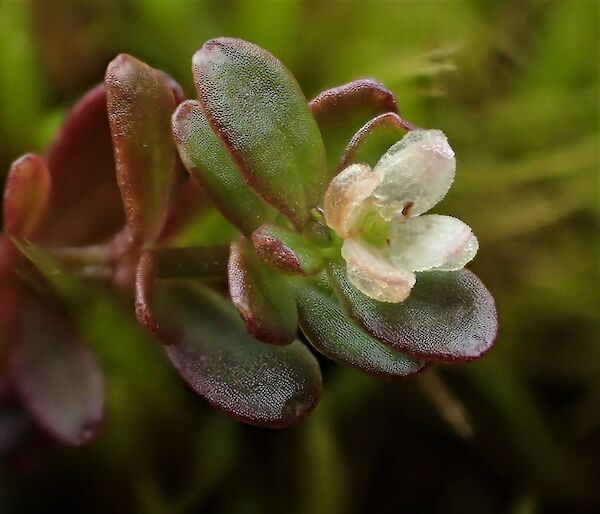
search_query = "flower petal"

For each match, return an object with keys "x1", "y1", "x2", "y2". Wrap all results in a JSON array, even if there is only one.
[
  {"x1": 372, "y1": 129, "x2": 455, "y2": 219},
  {"x1": 341, "y1": 238, "x2": 415, "y2": 303},
  {"x1": 389, "y1": 214, "x2": 478, "y2": 272},
  {"x1": 323, "y1": 164, "x2": 382, "y2": 237}
]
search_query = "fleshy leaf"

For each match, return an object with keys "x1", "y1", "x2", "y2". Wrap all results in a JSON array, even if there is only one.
[
  {"x1": 193, "y1": 37, "x2": 327, "y2": 228},
  {"x1": 106, "y1": 54, "x2": 179, "y2": 245},
  {"x1": 172, "y1": 100, "x2": 275, "y2": 234},
  {"x1": 3, "y1": 154, "x2": 51, "y2": 238},
  {"x1": 310, "y1": 79, "x2": 398, "y2": 173},
  {"x1": 339, "y1": 112, "x2": 413, "y2": 170},
  {"x1": 136, "y1": 258, "x2": 321, "y2": 427},
  {"x1": 291, "y1": 274, "x2": 426, "y2": 378},
  {"x1": 228, "y1": 238, "x2": 298, "y2": 345},
  {"x1": 12, "y1": 296, "x2": 105, "y2": 446},
  {"x1": 251, "y1": 223, "x2": 324, "y2": 275},
  {"x1": 38, "y1": 84, "x2": 125, "y2": 246},
  {"x1": 327, "y1": 261, "x2": 497, "y2": 362}
]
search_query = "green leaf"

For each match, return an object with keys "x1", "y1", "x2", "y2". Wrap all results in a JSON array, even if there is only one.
[
  {"x1": 172, "y1": 100, "x2": 275, "y2": 235},
  {"x1": 291, "y1": 274, "x2": 426, "y2": 378},
  {"x1": 12, "y1": 295, "x2": 105, "y2": 446},
  {"x1": 193, "y1": 37, "x2": 327, "y2": 228},
  {"x1": 327, "y1": 261, "x2": 498, "y2": 362},
  {"x1": 135, "y1": 257, "x2": 322, "y2": 428},
  {"x1": 339, "y1": 112, "x2": 413, "y2": 170},
  {"x1": 228, "y1": 237, "x2": 298, "y2": 345},
  {"x1": 310, "y1": 79, "x2": 398, "y2": 174},
  {"x1": 105, "y1": 54, "x2": 179, "y2": 245},
  {"x1": 3, "y1": 154, "x2": 51, "y2": 238},
  {"x1": 251, "y1": 223, "x2": 325, "y2": 275}
]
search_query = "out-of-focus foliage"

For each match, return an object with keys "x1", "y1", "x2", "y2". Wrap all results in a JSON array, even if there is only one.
[{"x1": 0, "y1": 1, "x2": 598, "y2": 513}]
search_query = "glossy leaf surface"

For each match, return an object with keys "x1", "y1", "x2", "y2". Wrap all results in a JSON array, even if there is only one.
[
  {"x1": 193, "y1": 37, "x2": 327, "y2": 228},
  {"x1": 172, "y1": 100, "x2": 275, "y2": 234},
  {"x1": 106, "y1": 54, "x2": 179, "y2": 245},
  {"x1": 12, "y1": 296, "x2": 105, "y2": 446},
  {"x1": 38, "y1": 84, "x2": 125, "y2": 245},
  {"x1": 228, "y1": 238, "x2": 298, "y2": 345},
  {"x1": 251, "y1": 223, "x2": 324, "y2": 275},
  {"x1": 327, "y1": 262, "x2": 498, "y2": 362},
  {"x1": 310, "y1": 79, "x2": 398, "y2": 173},
  {"x1": 3, "y1": 153, "x2": 51, "y2": 238},
  {"x1": 291, "y1": 275, "x2": 426, "y2": 378},
  {"x1": 136, "y1": 261, "x2": 321, "y2": 427},
  {"x1": 339, "y1": 112, "x2": 413, "y2": 170}
]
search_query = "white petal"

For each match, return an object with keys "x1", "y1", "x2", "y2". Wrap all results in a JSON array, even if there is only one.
[
  {"x1": 389, "y1": 214, "x2": 478, "y2": 272},
  {"x1": 341, "y1": 238, "x2": 415, "y2": 303},
  {"x1": 372, "y1": 129, "x2": 456, "y2": 220},
  {"x1": 323, "y1": 164, "x2": 383, "y2": 237}
]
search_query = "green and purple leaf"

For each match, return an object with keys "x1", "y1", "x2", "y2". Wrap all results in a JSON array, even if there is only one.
[
  {"x1": 135, "y1": 255, "x2": 322, "y2": 428},
  {"x1": 172, "y1": 100, "x2": 275, "y2": 235},
  {"x1": 12, "y1": 296, "x2": 105, "y2": 446},
  {"x1": 3, "y1": 154, "x2": 51, "y2": 239},
  {"x1": 39, "y1": 84, "x2": 125, "y2": 246},
  {"x1": 228, "y1": 237, "x2": 298, "y2": 345},
  {"x1": 106, "y1": 54, "x2": 179, "y2": 245},
  {"x1": 193, "y1": 37, "x2": 327, "y2": 229},
  {"x1": 310, "y1": 79, "x2": 399, "y2": 173},
  {"x1": 251, "y1": 223, "x2": 324, "y2": 275},
  {"x1": 327, "y1": 262, "x2": 498, "y2": 362},
  {"x1": 339, "y1": 112, "x2": 415, "y2": 170},
  {"x1": 291, "y1": 274, "x2": 426, "y2": 378}
]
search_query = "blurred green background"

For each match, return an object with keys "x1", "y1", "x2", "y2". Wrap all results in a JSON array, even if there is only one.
[{"x1": 0, "y1": 0, "x2": 598, "y2": 513}]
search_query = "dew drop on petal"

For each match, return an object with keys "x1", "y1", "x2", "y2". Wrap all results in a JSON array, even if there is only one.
[
  {"x1": 323, "y1": 164, "x2": 383, "y2": 237},
  {"x1": 388, "y1": 214, "x2": 478, "y2": 272},
  {"x1": 372, "y1": 129, "x2": 455, "y2": 220},
  {"x1": 341, "y1": 238, "x2": 415, "y2": 303}
]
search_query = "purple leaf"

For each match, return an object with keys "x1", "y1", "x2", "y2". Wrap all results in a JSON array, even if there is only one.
[
  {"x1": 310, "y1": 79, "x2": 398, "y2": 173},
  {"x1": 251, "y1": 223, "x2": 325, "y2": 276},
  {"x1": 39, "y1": 84, "x2": 125, "y2": 245},
  {"x1": 12, "y1": 296, "x2": 105, "y2": 446},
  {"x1": 106, "y1": 54, "x2": 179, "y2": 245},
  {"x1": 3, "y1": 154, "x2": 51, "y2": 239},
  {"x1": 339, "y1": 112, "x2": 414, "y2": 171},
  {"x1": 193, "y1": 38, "x2": 327, "y2": 229},
  {"x1": 327, "y1": 261, "x2": 498, "y2": 362}
]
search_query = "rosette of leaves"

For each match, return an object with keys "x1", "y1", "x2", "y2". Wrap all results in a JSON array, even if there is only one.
[{"x1": 1, "y1": 37, "x2": 498, "y2": 438}]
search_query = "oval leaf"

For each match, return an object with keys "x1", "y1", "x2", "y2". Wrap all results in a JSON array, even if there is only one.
[
  {"x1": 193, "y1": 37, "x2": 327, "y2": 228},
  {"x1": 291, "y1": 275, "x2": 426, "y2": 378},
  {"x1": 40, "y1": 84, "x2": 125, "y2": 246},
  {"x1": 310, "y1": 79, "x2": 398, "y2": 174},
  {"x1": 327, "y1": 261, "x2": 498, "y2": 362},
  {"x1": 3, "y1": 154, "x2": 51, "y2": 238},
  {"x1": 137, "y1": 262, "x2": 321, "y2": 427},
  {"x1": 229, "y1": 238, "x2": 298, "y2": 345},
  {"x1": 172, "y1": 100, "x2": 275, "y2": 234},
  {"x1": 12, "y1": 296, "x2": 105, "y2": 446},
  {"x1": 339, "y1": 112, "x2": 414, "y2": 170},
  {"x1": 251, "y1": 223, "x2": 324, "y2": 275},
  {"x1": 106, "y1": 54, "x2": 179, "y2": 245}
]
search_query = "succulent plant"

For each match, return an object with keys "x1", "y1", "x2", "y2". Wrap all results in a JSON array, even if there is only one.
[{"x1": 0, "y1": 37, "x2": 497, "y2": 443}]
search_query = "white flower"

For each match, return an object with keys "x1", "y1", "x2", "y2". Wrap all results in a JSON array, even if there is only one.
[{"x1": 323, "y1": 129, "x2": 478, "y2": 303}]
